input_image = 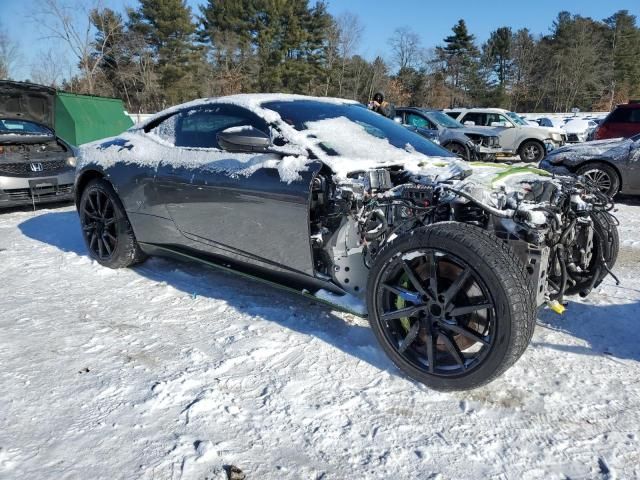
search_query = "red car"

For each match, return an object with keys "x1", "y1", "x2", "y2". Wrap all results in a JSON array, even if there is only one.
[{"x1": 594, "y1": 101, "x2": 640, "y2": 140}]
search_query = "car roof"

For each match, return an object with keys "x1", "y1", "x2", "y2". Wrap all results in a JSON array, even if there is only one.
[
  {"x1": 138, "y1": 93, "x2": 360, "y2": 130},
  {"x1": 449, "y1": 108, "x2": 510, "y2": 114}
]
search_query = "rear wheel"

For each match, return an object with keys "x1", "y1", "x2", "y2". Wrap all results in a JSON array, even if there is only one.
[
  {"x1": 367, "y1": 222, "x2": 536, "y2": 391},
  {"x1": 576, "y1": 162, "x2": 620, "y2": 198},
  {"x1": 79, "y1": 178, "x2": 147, "y2": 268},
  {"x1": 518, "y1": 140, "x2": 545, "y2": 162}
]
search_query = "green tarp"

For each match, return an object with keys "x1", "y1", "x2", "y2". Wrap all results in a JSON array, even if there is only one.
[{"x1": 54, "y1": 92, "x2": 133, "y2": 146}]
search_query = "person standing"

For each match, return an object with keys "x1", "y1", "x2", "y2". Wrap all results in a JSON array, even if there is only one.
[{"x1": 368, "y1": 92, "x2": 395, "y2": 118}]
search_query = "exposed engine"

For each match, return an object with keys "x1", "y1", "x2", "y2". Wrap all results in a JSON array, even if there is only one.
[{"x1": 310, "y1": 165, "x2": 618, "y2": 308}]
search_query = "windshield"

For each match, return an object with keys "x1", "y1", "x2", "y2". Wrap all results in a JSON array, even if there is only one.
[
  {"x1": 262, "y1": 100, "x2": 454, "y2": 160},
  {"x1": 0, "y1": 119, "x2": 53, "y2": 136},
  {"x1": 506, "y1": 112, "x2": 527, "y2": 126},
  {"x1": 424, "y1": 110, "x2": 463, "y2": 129}
]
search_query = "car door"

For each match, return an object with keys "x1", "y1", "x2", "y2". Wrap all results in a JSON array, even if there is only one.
[
  {"x1": 153, "y1": 104, "x2": 321, "y2": 275},
  {"x1": 487, "y1": 113, "x2": 518, "y2": 152},
  {"x1": 401, "y1": 111, "x2": 439, "y2": 142}
]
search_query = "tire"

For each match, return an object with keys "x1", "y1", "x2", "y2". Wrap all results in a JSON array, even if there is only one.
[
  {"x1": 576, "y1": 162, "x2": 620, "y2": 198},
  {"x1": 518, "y1": 140, "x2": 545, "y2": 162},
  {"x1": 79, "y1": 178, "x2": 147, "y2": 268},
  {"x1": 367, "y1": 222, "x2": 536, "y2": 391},
  {"x1": 564, "y1": 211, "x2": 619, "y2": 296},
  {"x1": 444, "y1": 142, "x2": 470, "y2": 161}
]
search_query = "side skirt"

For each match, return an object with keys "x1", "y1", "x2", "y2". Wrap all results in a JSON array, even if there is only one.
[{"x1": 139, "y1": 242, "x2": 368, "y2": 317}]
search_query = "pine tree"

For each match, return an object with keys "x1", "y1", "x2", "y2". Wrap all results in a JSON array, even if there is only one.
[
  {"x1": 485, "y1": 27, "x2": 512, "y2": 87},
  {"x1": 128, "y1": 0, "x2": 202, "y2": 107},
  {"x1": 436, "y1": 20, "x2": 480, "y2": 106}
]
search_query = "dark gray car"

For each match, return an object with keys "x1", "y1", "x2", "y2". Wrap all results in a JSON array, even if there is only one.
[
  {"x1": 539, "y1": 134, "x2": 640, "y2": 197},
  {"x1": 0, "y1": 81, "x2": 76, "y2": 209},
  {"x1": 75, "y1": 94, "x2": 617, "y2": 391},
  {"x1": 396, "y1": 108, "x2": 501, "y2": 161}
]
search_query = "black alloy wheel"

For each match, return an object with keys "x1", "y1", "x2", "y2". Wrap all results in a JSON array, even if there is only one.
[
  {"x1": 367, "y1": 222, "x2": 536, "y2": 391},
  {"x1": 376, "y1": 249, "x2": 496, "y2": 377},
  {"x1": 79, "y1": 178, "x2": 147, "y2": 268},
  {"x1": 81, "y1": 188, "x2": 118, "y2": 260}
]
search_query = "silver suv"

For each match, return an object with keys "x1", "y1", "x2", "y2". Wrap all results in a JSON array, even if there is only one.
[
  {"x1": 0, "y1": 81, "x2": 75, "y2": 209},
  {"x1": 396, "y1": 108, "x2": 501, "y2": 161},
  {"x1": 446, "y1": 108, "x2": 566, "y2": 162}
]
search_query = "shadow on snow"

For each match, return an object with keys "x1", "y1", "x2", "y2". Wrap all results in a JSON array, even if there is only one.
[
  {"x1": 18, "y1": 210, "x2": 396, "y2": 376},
  {"x1": 18, "y1": 210, "x2": 640, "y2": 377}
]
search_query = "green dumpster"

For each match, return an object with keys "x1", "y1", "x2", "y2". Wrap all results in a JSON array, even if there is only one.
[{"x1": 54, "y1": 92, "x2": 133, "y2": 146}]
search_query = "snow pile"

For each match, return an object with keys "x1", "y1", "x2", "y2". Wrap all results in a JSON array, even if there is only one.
[{"x1": 1, "y1": 200, "x2": 640, "y2": 478}]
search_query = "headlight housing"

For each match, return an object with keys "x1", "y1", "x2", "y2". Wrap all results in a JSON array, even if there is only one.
[{"x1": 66, "y1": 156, "x2": 77, "y2": 167}]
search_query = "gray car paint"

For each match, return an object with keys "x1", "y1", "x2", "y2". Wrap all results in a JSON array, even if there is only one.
[{"x1": 540, "y1": 136, "x2": 640, "y2": 195}]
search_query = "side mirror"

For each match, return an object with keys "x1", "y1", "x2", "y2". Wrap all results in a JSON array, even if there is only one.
[
  {"x1": 463, "y1": 120, "x2": 475, "y2": 126},
  {"x1": 393, "y1": 116, "x2": 403, "y2": 124},
  {"x1": 217, "y1": 125, "x2": 271, "y2": 152}
]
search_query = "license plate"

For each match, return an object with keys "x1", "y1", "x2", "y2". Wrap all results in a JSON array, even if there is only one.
[{"x1": 29, "y1": 178, "x2": 58, "y2": 196}]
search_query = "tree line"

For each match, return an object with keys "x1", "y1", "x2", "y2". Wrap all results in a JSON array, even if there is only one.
[{"x1": 1, "y1": 0, "x2": 639, "y2": 114}]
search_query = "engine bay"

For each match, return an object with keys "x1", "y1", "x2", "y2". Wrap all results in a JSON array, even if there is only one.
[{"x1": 310, "y1": 164, "x2": 618, "y2": 308}]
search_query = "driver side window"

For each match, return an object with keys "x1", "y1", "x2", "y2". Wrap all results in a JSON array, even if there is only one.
[
  {"x1": 176, "y1": 110, "x2": 248, "y2": 148},
  {"x1": 149, "y1": 105, "x2": 270, "y2": 150},
  {"x1": 486, "y1": 113, "x2": 507, "y2": 126},
  {"x1": 406, "y1": 113, "x2": 435, "y2": 129}
]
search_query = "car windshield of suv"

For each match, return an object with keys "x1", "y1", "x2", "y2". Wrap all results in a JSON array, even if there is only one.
[
  {"x1": 425, "y1": 111, "x2": 463, "y2": 129},
  {"x1": 0, "y1": 119, "x2": 53, "y2": 136},
  {"x1": 262, "y1": 100, "x2": 454, "y2": 160},
  {"x1": 506, "y1": 112, "x2": 527, "y2": 126}
]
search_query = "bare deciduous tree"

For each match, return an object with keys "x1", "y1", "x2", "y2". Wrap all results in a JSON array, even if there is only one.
[
  {"x1": 0, "y1": 24, "x2": 20, "y2": 80},
  {"x1": 31, "y1": 0, "x2": 116, "y2": 94},
  {"x1": 388, "y1": 26, "x2": 421, "y2": 70},
  {"x1": 336, "y1": 12, "x2": 363, "y2": 96},
  {"x1": 30, "y1": 49, "x2": 67, "y2": 86}
]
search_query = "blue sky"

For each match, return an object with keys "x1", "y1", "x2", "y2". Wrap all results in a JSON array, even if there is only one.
[{"x1": 2, "y1": 0, "x2": 639, "y2": 80}]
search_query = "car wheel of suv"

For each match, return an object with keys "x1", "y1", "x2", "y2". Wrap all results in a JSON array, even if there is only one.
[
  {"x1": 576, "y1": 162, "x2": 620, "y2": 198},
  {"x1": 367, "y1": 222, "x2": 536, "y2": 391},
  {"x1": 518, "y1": 140, "x2": 545, "y2": 162},
  {"x1": 79, "y1": 178, "x2": 147, "y2": 268},
  {"x1": 445, "y1": 142, "x2": 469, "y2": 160}
]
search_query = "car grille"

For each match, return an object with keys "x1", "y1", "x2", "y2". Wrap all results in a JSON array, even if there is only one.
[
  {"x1": 567, "y1": 134, "x2": 579, "y2": 142},
  {"x1": 4, "y1": 184, "x2": 74, "y2": 202},
  {"x1": 0, "y1": 160, "x2": 69, "y2": 176}
]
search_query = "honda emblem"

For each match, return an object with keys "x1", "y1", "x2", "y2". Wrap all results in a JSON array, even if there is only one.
[{"x1": 30, "y1": 163, "x2": 43, "y2": 172}]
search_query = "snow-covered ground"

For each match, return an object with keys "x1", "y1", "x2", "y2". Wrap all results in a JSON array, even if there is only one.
[{"x1": 1, "y1": 199, "x2": 639, "y2": 480}]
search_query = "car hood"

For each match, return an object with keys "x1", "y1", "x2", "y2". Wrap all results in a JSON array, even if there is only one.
[
  {"x1": 0, "y1": 81, "x2": 56, "y2": 130},
  {"x1": 456, "y1": 125, "x2": 499, "y2": 137},
  {"x1": 544, "y1": 137, "x2": 632, "y2": 163}
]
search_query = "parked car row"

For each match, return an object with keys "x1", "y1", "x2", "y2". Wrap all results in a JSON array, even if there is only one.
[
  {"x1": 394, "y1": 107, "x2": 501, "y2": 161},
  {"x1": 444, "y1": 108, "x2": 567, "y2": 162}
]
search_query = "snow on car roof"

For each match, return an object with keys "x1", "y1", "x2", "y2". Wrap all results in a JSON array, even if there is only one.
[
  {"x1": 135, "y1": 94, "x2": 360, "y2": 131},
  {"x1": 81, "y1": 94, "x2": 557, "y2": 193}
]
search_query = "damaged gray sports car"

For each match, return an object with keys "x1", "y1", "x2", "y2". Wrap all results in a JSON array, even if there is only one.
[
  {"x1": 75, "y1": 94, "x2": 618, "y2": 391},
  {"x1": 540, "y1": 134, "x2": 640, "y2": 197}
]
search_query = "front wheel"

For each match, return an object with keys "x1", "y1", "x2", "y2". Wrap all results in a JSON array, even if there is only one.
[
  {"x1": 518, "y1": 140, "x2": 545, "y2": 162},
  {"x1": 79, "y1": 178, "x2": 147, "y2": 268},
  {"x1": 576, "y1": 162, "x2": 620, "y2": 198},
  {"x1": 445, "y1": 142, "x2": 470, "y2": 161},
  {"x1": 367, "y1": 222, "x2": 536, "y2": 391}
]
